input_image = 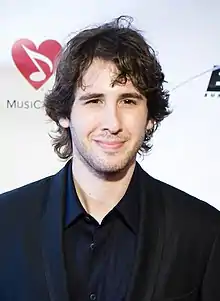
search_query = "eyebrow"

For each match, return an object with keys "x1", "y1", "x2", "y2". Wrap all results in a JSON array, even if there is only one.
[{"x1": 78, "y1": 92, "x2": 144, "y2": 101}]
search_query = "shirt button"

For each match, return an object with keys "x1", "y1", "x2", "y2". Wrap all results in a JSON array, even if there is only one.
[
  {"x1": 89, "y1": 293, "x2": 96, "y2": 300},
  {"x1": 89, "y1": 242, "x2": 96, "y2": 251},
  {"x1": 85, "y1": 215, "x2": 91, "y2": 223}
]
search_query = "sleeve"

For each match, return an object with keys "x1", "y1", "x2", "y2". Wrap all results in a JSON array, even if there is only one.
[{"x1": 201, "y1": 232, "x2": 220, "y2": 300}]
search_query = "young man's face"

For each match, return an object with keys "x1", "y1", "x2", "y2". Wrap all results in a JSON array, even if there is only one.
[{"x1": 60, "y1": 59, "x2": 153, "y2": 174}]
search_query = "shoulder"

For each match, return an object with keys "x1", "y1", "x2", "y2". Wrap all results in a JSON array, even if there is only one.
[
  {"x1": 156, "y1": 177, "x2": 219, "y2": 217},
  {"x1": 0, "y1": 175, "x2": 52, "y2": 220},
  {"x1": 139, "y1": 166, "x2": 220, "y2": 232}
]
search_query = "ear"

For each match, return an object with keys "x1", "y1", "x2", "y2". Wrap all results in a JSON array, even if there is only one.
[
  {"x1": 59, "y1": 117, "x2": 70, "y2": 128},
  {"x1": 146, "y1": 119, "x2": 154, "y2": 131}
]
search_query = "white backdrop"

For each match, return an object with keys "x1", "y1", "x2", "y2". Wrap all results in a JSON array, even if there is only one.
[{"x1": 0, "y1": 0, "x2": 219, "y2": 209}]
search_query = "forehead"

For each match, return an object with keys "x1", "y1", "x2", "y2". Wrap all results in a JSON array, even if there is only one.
[{"x1": 76, "y1": 59, "x2": 138, "y2": 96}]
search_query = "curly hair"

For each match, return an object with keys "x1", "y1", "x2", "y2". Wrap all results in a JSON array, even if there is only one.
[{"x1": 44, "y1": 15, "x2": 171, "y2": 160}]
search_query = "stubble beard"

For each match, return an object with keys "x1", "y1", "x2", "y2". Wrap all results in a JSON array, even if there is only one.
[{"x1": 71, "y1": 129, "x2": 145, "y2": 177}]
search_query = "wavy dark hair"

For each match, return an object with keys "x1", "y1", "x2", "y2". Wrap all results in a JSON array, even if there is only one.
[{"x1": 44, "y1": 15, "x2": 171, "y2": 160}]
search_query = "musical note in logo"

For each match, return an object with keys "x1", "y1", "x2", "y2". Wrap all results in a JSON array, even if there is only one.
[
  {"x1": 12, "y1": 39, "x2": 61, "y2": 89},
  {"x1": 22, "y1": 44, "x2": 53, "y2": 82}
]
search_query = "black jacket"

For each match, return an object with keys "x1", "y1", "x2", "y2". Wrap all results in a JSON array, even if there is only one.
[{"x1": 0, "y1": 160, "x2": 220, "y2": 301}]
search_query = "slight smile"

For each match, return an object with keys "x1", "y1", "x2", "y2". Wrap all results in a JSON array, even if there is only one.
[{"x1": 94, "y1": 140, "x2": 125, "y2": 150}]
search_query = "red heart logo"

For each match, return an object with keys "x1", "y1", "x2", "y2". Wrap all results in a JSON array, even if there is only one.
[{"x1": 12, "y1": 39, "x2": 62, "y2": 90}]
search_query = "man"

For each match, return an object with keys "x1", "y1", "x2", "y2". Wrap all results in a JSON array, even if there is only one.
[{"x1": 0, "y1": 16, "x2": 219, "y2": 301}]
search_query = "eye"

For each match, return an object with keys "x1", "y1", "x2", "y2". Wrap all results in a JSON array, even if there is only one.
[
  {"x1": 122, "y1": 99, "x2": 137, "y2": 105},
  {"x1": 85, "y1": 99, "x2": 102, "y2": 104}
]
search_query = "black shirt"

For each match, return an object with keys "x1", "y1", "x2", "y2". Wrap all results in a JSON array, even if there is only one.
[{"x1": 64, "y1": 163, "x2": 140, "y2": 301}]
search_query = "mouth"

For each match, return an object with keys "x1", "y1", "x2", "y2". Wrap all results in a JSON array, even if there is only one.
[{"x1": 94, "y1": 140, "x2": 125, "y2": 150}]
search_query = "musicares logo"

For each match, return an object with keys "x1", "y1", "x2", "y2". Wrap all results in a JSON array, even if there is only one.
[{"x1": 12, "y1": 39, "x2": 62, "y2": 90}]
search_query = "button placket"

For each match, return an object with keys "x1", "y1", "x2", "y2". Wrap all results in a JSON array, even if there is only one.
[
  {"x1": 89, "y1": 221, "x2": 100, "y2": 252},
  {"x1": 88, "y1": 219, "x2": 99, "y2": 301}
]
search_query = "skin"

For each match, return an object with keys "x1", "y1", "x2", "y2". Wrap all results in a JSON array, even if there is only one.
[{"x1": 59, "y1": 59, "x2": 153, "y2": 223}]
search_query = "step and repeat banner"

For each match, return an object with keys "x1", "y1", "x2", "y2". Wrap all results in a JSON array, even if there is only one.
[{"x1": 0, "y1": 1, "x2": 219, "y2": 209}]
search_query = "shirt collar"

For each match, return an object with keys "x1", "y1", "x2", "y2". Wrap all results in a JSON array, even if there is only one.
[{"x1": 65, "y1": 161, "x2": 140, "y2": 234}]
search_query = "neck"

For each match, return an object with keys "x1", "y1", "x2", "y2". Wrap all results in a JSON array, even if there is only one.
[{"x1": 71, "y1": 158, "x2": 136, "y2": 223}]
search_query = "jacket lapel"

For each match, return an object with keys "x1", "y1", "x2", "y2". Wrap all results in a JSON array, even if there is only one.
[
  {"x1": 41, "y1": 161, "x2": 70, "y2": 301},
  {"x1": 126, "y1": 164, "x2": 165, "y2": 301}
]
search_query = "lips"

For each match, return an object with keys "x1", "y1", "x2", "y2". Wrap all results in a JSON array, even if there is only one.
[{"x1": 94, "y1": 140, "x2": 125, "y2": 150}]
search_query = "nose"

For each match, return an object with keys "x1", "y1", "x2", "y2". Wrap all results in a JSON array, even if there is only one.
[{"x1": 101, "y1": 103, "x2": 122, "y2": 134}]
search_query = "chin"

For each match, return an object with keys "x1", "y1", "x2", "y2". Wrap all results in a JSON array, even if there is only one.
[{"x1": 90, "y1": 157, "x2": 135, "y2": 175}]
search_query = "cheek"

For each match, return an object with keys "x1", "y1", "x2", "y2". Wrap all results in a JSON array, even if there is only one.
[
  {"x1": 71, "y1": 111, "x2": 100, "y2": 137},
  {"x1": 125, "y1": 111, "x2": 147, "y2": 135},
  {"x1": 132, "y1": 124, "x2": 146, "y2": 139}
]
